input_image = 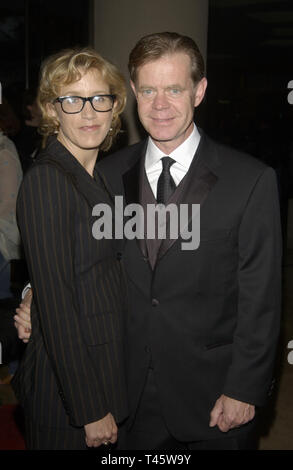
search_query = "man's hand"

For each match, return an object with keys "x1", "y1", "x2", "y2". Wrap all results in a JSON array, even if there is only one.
[
  {"x1": 209, "y1": 394, "x2": 255, "y2": 432},
  {"x1": 84, "y1": 413, "x2": 118, "y2": 448},
  {"x1": 14, "y1": 289, "x2": 33, "y2": 343}
]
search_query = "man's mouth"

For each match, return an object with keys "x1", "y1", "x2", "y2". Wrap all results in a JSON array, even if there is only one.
[{"x1": 150, "y1": 117, "x2": 174, "y2": 124}]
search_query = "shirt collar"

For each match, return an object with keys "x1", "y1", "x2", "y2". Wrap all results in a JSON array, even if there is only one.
[{"x1": 145, "y1": 124, "x2": 201, "y2": 172}]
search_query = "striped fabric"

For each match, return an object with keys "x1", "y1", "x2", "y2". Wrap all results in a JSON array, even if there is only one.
[{"x1": 12, "y1": 138, "x2": 128, "y2": 448}]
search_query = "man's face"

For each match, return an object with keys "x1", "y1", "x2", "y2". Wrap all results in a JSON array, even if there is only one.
[{"x1": 131, "y1": 52, "x2": 207, "y2": 154}]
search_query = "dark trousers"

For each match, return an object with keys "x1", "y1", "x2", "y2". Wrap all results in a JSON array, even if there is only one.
[{"x1": 118, "y1": 368, "x2": 257, "y2": 451}]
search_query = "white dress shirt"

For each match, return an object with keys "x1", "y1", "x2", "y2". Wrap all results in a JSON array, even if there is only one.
[{"x1": 144, "y1": 124, "x2": 201, "y2": 198}]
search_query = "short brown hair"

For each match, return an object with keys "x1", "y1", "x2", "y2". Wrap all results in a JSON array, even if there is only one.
[
  {"x1": 38, "y1": 47, "x2": 126, "y2": 151},
  {"x1": 128, "y1": 32, "x2": 205, "y2": 86}
]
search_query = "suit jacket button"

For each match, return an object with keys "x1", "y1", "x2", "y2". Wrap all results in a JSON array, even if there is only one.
[{"x1": 152, "y1": 298, "x2": 159, "y2": 306}]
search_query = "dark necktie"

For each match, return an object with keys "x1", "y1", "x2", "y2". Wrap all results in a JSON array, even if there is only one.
[{"x1": 156, "y1": 156, "x2": 176, "y2": 204}]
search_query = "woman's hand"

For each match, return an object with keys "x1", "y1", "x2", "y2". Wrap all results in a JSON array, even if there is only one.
[
  {"x1": 84, "y1": 413, "x2": 118, "y2": 448},
  {"x1": 14, "y1": 289, "x2": 32, "y2": 343}
]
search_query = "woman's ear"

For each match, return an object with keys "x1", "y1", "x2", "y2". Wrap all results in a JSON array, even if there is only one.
[{"x1": 112, "y1": 97, "x2": 119, "y2": 114}]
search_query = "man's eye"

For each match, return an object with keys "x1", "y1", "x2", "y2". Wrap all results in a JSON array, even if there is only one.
[
  {"x1": 168, "y1": 88, "x2": 181, "y2": 95},
  {"x1": 141, "y1": 89, "x2": 154, "y2": 97}
]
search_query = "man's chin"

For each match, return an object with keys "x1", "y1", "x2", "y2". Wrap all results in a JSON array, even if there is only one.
[
  {"x1": 150, "y1": 133, "x2": 176, "y2": 143},
  {"x1": 148, "y1": 122, "x2": 194, "y2": 145}
]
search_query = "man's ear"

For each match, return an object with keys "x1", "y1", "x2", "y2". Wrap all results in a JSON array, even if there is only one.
[
  {"x1": 194, "y1": 77, "x2": 208, "y2": 108},
  {"x1": 130, "y1": 80, "x2": 138, "y2": 98}
]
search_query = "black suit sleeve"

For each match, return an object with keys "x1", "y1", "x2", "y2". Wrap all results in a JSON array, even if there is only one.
[
  {"x1": 17, "y1": 164, "x2": 110, "y2": 426},
  {"x1": 222, "y1": 166, "x2": 282, "y2": 406}
]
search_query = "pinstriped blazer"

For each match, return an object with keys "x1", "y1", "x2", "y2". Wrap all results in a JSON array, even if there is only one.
[{"x1": 12, "y1": 137, "x2": 128, "y2": 429}]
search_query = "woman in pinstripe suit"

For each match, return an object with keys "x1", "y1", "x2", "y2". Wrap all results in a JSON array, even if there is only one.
[{"x1": 12, "y1": 48, "x2": 128, "y2": 449}]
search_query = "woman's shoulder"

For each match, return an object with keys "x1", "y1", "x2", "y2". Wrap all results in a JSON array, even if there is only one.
[
  {"x1": 18, "y1": 158, "x2": 77, "y2": 218},
  {"x1": 21, "y1": 153, "x2": 76, "y2": 200},
  {"x1": 25, "y1": 137, "x2": 71, "y2": 179},
  {"x1": 24, "y1": 155, "x2": 64, "y2": 180}
]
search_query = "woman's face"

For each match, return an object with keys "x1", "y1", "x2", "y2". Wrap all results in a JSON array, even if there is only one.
[{"x1": 48, "y1": 68, "x2": 115, "y2": 157}]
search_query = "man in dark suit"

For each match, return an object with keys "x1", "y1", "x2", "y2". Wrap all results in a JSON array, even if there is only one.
[
  {"x1": 15, "y1": 32, "x2": 282, "y2": 450},
  {"x1": 96, "y1": 32, "x2": 282, "y2": 450}
]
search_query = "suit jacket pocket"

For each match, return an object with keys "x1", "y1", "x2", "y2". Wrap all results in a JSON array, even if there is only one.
[
  {"x1": 80, "y1": 313, "x2": 122, "y2": 346},
  {"x1": 204, "y1": 339, "x2": 234, "y2": 350}
]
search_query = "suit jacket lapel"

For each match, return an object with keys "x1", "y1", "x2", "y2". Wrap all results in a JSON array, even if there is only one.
[
  {"x1": 122, "y1": 158, "x2": 141, "y2": 206},
  {"x1": 157, "y1": 132, "x2": 219, "y2": 261},
  {"x1": 120, "y1": 133, "x2": 220, "y2": 266},
  {"x1": 122, "y1": 144, "x2": 149, "y2": 259},
  {"x1": 37, "y1": 137, "x2": 110, "y2": 209}
]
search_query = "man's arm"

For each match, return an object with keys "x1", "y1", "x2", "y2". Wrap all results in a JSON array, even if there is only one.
[{"x1": 210, "y1": 166, "x2": 282, "y2": 431}]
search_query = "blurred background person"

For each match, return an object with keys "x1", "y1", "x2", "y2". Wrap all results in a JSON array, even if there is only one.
[
  {"x1": 0, "y1": 111, "x2": 23, "y2": 383},
  {"x1": 14, "y1": 89, "x2": 42, "y2": 173},
  {"x1": 0, "y1": 116, "x2": 23, "y2": 303}
]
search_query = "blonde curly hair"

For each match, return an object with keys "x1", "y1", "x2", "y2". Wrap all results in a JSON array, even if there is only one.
[{"x1": 38, "y1": 47, "x2": 126, "y2": 151}]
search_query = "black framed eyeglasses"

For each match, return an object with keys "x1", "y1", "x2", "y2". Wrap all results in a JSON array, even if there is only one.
[{"x1": 53, "y1": 95, "x2": 116, "y2": 114}]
